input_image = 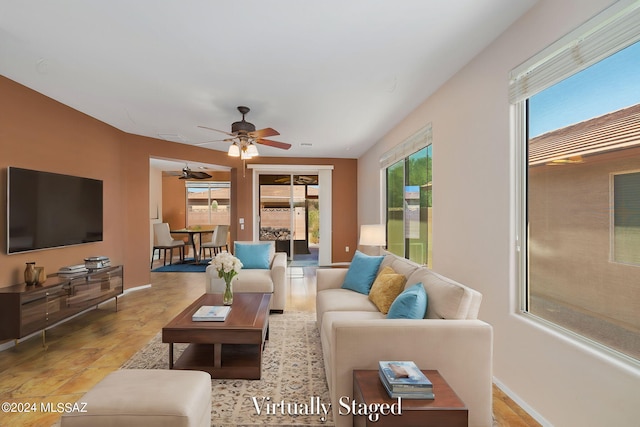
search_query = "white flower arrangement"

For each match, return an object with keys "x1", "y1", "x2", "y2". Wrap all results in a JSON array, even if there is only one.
[{"x1": 211, "y1": 251, "x2": 243, "y2": 283}]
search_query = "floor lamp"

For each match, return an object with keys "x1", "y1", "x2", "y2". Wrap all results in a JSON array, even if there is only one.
[{"x1": 359, "y1": 224, "x2": 386, "y2": 256}]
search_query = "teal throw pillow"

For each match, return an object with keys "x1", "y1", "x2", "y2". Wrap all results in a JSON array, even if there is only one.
[
  {"x1": 387, "y1": 283, "x2": 428, "y2": 319},
  {"x1": 235, "y1": 243, "x2": 271, "y2": 269},
  {"x1": 341, "y1": 250, "x2": 384, "y2": 295}
]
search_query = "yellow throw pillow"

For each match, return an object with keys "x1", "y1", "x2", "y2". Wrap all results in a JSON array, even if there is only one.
[{"x1": 368, "y1": 266, "x2": 407, "y2": 314}]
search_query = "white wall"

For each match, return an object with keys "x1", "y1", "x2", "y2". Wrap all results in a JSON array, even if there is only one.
[{"x1": 357, "y1": 0, "x2": 640, "y2": 426}]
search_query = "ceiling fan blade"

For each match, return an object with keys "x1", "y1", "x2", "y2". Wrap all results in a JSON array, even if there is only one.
[
  {"x1": 249, "y1": 128, "x2": 280, "y2": 138},
  {"x1": 256, "y1": 138, "x2": 292, "y2": 150},
  {"x1": 198, "y1": 125, "x2": 235, "y2": 137},
  {"x1": 191, "y1": 171, "x2": 213, "y2": 179},
  {"x1": 194, "y1": 138, "x2": 232, "y2": 146}
]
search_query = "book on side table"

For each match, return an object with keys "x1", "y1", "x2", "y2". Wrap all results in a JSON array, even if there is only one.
[
  {"x1": 192, "y1": 305, "x2": 231, "y2": 322},
  {"x1": 379, "y1": 361, "x2": 434, "y2": 399}
]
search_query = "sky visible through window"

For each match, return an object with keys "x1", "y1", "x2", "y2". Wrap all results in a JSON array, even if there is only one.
[{"x1": 528, "y1": 41, "x2": 640, "y2": 138}]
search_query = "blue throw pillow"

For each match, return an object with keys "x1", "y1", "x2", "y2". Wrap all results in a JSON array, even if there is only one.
[
  {"x1": 387, "y1": 283, "x2": 428, "y2": 319},
  {"x1": 341, "y1": 250, "x2": 384, "y2": 295},
  {"x1": 235, "y1": 243, "x2": 271, "y2": 269}
]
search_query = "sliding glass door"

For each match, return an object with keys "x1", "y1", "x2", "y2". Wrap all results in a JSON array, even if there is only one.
[{"x1": 258, "y1": 174, "x2": 319, "y2": 260}]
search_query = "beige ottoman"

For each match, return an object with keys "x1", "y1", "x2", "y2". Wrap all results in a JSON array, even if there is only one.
[{"x1": 60, "y1": 369, "x2": 211, "y2": 427}]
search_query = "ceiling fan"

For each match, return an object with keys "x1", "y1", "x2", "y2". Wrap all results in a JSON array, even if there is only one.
[
  {"x1": 165, "y1": 165, "x2": 212, "y2": 180},
  {"x1": 197, "y1": 106, "x2": 292, "y2": 159}
]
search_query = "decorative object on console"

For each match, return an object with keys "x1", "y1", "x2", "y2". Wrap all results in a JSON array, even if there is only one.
[
  {"x1": 57, "y1": 264, "x2": 89, "y2": 278},
  {"x1": 35, "y1": 266, "x2": 46, "y2": 285},
  {"x1": 210, "y1": 252, "x2": 243, "y2": 305},
  {"x1": 85, "y1": 256, "x2": 111, "y2": 270},
  {"x1": 24, "y1": 262, "x2": 38, "y2": 285}
]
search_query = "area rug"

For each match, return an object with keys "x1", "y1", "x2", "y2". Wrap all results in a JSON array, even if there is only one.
[
  {"x1": 121, "y1": 311, "x2": 333, "y2": 426},
  {"x1": 151, "y1": 259, "x2": 210, "y2": 273}
]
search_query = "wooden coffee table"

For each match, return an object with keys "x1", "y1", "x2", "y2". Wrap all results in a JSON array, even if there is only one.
[
  {"x1": 162, "y1": 292, "x2": 271, "y2": 379},
  {"x1": 353, "y1": 369, "x2": 468, "y2": 426}
]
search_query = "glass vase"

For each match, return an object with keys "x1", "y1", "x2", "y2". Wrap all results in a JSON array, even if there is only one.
[{"x1": 223, "y1": 280, "x2": 233, "y2": 305}]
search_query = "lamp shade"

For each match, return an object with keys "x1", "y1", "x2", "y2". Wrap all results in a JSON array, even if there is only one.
[
  {"x1": 359, "y1": 224, "x2": 386, "y2": 246},
  {"x1": 228, "y1": 143, "x2": 240, "y2": 157},
  {"x1": 246, "y1": 143, "x2": 259, "y2": 157}
]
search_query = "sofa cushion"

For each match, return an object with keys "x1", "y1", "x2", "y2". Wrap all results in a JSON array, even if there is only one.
[
  {"x1": 341, "y1": 250, "x2": 384, "y2": 295},
  {"x1": 406, "y1": 268, "x2": 475, "y2": 319},
  {"x1": 387, "y1": 283, "x2": 428, "y2": 319},
  {"x1": 317, "y1": 288, "x2": 379, "y2": 320},
  {"x1": 368, "y1": 266, "x2": 407, "y2": 314},
  {"x1": 236, "y1": 242, "x2": 271, "y2": 269},
  {"x1": 379, "y1": 252, "x2": 420, "y2": 278}
]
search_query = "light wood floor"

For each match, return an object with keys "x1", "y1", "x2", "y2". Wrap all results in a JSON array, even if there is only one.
[{"x1": 0, "y1": 266, "x2": 540, "y2": 427}]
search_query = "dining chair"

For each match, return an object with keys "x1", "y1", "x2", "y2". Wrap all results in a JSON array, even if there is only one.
[
  {"x1": 199, "y1": 224, "x2": 229, "y2": 260},
  {"x1": 151, "y1": 223, "x2": 185, "y2": 269}
]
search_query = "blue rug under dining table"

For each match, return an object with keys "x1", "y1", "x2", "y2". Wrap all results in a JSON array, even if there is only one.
[{"x1": 151, "y1": 258, "x2": 210, "y2": 273}]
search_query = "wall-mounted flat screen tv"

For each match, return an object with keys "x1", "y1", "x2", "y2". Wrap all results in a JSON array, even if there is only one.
[{"x1": 7, "y1": 167, "x2": 103, "y2": 254}]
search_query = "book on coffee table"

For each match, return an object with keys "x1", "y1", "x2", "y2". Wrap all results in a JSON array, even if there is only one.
[{"x1": 192, "y1": 305, "x2": 231, "y2": 321}]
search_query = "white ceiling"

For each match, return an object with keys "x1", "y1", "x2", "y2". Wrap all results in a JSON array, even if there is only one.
[{"x1": 1, "y1": 0, "x2": 536, "y2": 161}]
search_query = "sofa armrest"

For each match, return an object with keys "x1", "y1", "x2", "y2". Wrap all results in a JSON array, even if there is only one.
[
  {"x1": 326, "y1": 319, "x2": 493, "y2": 427},
  {"x1": 269, "y1": 252, "x2": 287, "y2": 311},
  {"x1": 316, "y1": 268, "x2": 348, "y2": 292}
]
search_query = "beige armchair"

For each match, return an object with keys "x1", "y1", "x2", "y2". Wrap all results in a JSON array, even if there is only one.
[{"x1": 205, "y1": 241, "x2": 287, "y2": 313}]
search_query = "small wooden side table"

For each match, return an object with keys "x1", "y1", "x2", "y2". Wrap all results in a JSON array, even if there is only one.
[{"x1": 353, "y1": 369, "x2": 468, "y2": 427}]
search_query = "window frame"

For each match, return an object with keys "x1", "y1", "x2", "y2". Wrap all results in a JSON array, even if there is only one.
[
  {"x1": 611, "y1": 169, "x2": 640, "y2": 266},
  {"x1": 512, "y1": 1, "x2": 640, "y2": 366},
  {"x1": 381, "y1": 124, "x2": 432, "y2": 267},
  {"x1": 185, "y1": 181, "x2": 231, "y2": 227}
]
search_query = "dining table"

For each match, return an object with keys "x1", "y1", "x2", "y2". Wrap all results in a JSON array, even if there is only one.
[{"x1": 170, "y1": 227, "x2": 216, "y2": 264}]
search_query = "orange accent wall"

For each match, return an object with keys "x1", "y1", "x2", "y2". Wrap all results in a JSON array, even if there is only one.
[{"x1": 0, "y1": 76, "x2": 357, "y2": 290}]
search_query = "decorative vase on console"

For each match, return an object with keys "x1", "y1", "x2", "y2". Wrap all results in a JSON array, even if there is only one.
[
  {"x1": 24, "y1": 262, "x2": 38, "y2": 286},
  {"x1": 35, "y1": 266, "x2": 46, "y2": 285},
  {"x1": 210, "y1": 252, "x2": 243, "y2": 306}
]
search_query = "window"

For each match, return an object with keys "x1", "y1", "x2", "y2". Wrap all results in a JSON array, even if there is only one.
[
  {"x1": 382, "y1": 125, "x2": 432, "y2": 267},
  {"x1": 613, "y1": 171, "x2": 640, "y2": 265},
  {"x1": 511, "y1": 2, "x2": 640, "y2": 362},
  {"x1": 185, "y1": 182, "x2": 230, "y2": 227}
]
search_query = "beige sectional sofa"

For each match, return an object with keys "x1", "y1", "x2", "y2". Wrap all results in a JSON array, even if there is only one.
[
  {"x1": 316, "y1": 251, "x2": 493, "y2": 427},
  {"x1": 205, "y1": 241, "x2": 287, "y2": 312}
]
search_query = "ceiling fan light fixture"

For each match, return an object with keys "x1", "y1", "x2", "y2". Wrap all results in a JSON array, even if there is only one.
[
  {"x1": 246, "y1": 143, "x2": 259, "y2": 157},
  {"x1": 228, "y1": 143, "x2": 240, "y2": 157},
  {"x1": 240, "y1": 148, "x2": 253, "y2": 160}
]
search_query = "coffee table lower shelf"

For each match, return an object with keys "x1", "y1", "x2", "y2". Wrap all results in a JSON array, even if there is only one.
[{"x1": 171, "y1": 342, "x2": 263, "y2": 379}]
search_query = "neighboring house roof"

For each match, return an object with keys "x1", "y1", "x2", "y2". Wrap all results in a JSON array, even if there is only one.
[{"x1": 529, "y1": 103, "x2": 640, "y2": 166}]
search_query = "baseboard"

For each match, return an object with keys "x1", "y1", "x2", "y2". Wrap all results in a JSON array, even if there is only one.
[{"x1": 493, "y1": 376, "x2": 552, "y2": 426}]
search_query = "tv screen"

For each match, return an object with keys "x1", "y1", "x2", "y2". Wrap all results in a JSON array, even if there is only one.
[{"x1": 7, "y1": 167, "x2": 103, "y2": 254}]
